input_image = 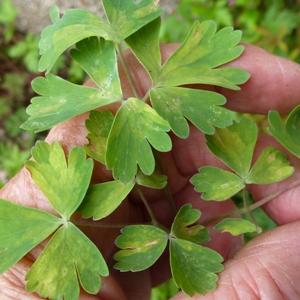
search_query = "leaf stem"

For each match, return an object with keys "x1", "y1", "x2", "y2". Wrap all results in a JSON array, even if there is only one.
[
  {"x1": 116, "y1": 43, "x2": 141, "y2": 99},
  {"x1": 153, "y1": 149, "x2": 177, "y2": 216},
  {"x1": 202, "y1": 178, "x2": 300, "y2": 226},
  {"x1": 135, "y1": 184, "x2": 158, "y2": 225}
]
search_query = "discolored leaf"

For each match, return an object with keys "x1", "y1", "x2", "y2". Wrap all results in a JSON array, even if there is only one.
[
  {"x1": 170, "y1": 239, "x2": 224, "y2": 296},
  {"x1": 190, "y1": 166, "x2": 245, "y2": 201},
  {"x1": 102, "y1": 0, "x2": 162, "y2": 42},
  {"x1": 125, "y1": 17, "x2": 162, "y2": 82},
  {"x1": 78, "y1": 179, "x2": 135, "y2": 220},
  {"x1": 26, "y1": 223, "x2": 108, "y2": 300},
  {"x1": 25, "y1": 141, "x2": 93, "y2": 220},
  {"x1": 206, "y1": 118, "x2": 258, "y2": 179},
  {"x1": 171, "y1": 204, "x2": 210, "y2": 244},
  {"x1": 38, "y1": 6, "x2": 115, "y2": 72},
  {"x1": 114, "y1": 225, "x2": 168, "y2": 271},
  {"x1": 21, "y1": 74, "x2": 120, "y2": 132},
  {"x1": 0, "y1": 199, "x2": 62, "y2": 274},
  {"x1": 136, "y1": 168, "x2": 167, "y2": 189},
  {"x1": 247, "y1": 146, "x2": 294, "y2": 184},
  {"x1": 84, "y1": 110, "x2": 115, "y2": 164},
  {"x1": 150, "y1": 87, "x2": 233, "y2": 138},
  {"x1": 70, "y1": 37, "x2": 122, "y2": 95},
  {"x1": 158, "y1": 20, "x2": 249, "y2": 88},
  {"x1": 214, "y1": 218, "x2": 257, "y2": 236},
  {"x1": 106, "y1": 98, "x2": 172, "y2": 183},
  {"x1": 268, "y1": 105, "x2": 300, "y2": 158}
]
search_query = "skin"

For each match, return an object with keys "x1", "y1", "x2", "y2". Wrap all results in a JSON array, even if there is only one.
[{"x1": 1, "y1": 43, "x2": 300, "y2": 299}]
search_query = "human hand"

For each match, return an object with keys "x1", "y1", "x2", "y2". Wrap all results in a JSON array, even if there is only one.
[{"x1": 1, "y1": 43, "x2": 300, "y2": 299}]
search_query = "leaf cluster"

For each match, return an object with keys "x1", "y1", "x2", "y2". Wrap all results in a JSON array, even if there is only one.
[{"x1": 1, "y1": 1, "x2": 299, "y2": 299}]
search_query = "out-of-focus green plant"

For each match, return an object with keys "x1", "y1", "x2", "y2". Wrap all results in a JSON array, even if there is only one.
[{"x1": 161, "y1": 0, "x2": 300, "y2": 62}]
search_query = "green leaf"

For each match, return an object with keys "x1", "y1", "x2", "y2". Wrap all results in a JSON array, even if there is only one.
[
  {"x1": 102, "y1": 0, "x2": 162, "y2": 42},
  {"x1": 25, "y1": 141, "x2": 93, "y2": 220},
  {"x1": 114, "y1": 225, "x2": 168, "y2": 271},
  {"x1": 190, "y1": 166, "x2": 245, "y2": 201},
  {"x1": 268, "y1": 106, "x2": 300, "y2": 158},
  {"x1": 38, "y1": 6, "x2": 115, "y2": 72},
  {"x1": 125, "y1": 17, "x2": 161, "y2": 82},
  {"x1": 170, "y1": 239, "x2": 224, "y2": 296},
  {"x1": 106, "y1": 98, "x2": 172, "y2": 182},
  {"x1": 150, "y1": 87, "x2": 233, "y2": 138},
  {"x1": 84, "y1": 110, "x2": 115, "y2": 164},
  {"x1": 158, "y1": 20, "x2": 250, "y2": 89},
  {"x1": 214, "y1": 218, "x2": 257, "y2": 236},
  {"x1": 26, "y1": 223, "x2": 109, "y2": 299},
  {"x1": 21, "y1": 73, "x2": 120, "y2": 132},
  {"x1": 70, "y1": 37, "x2": 122, "y2": 95},
  {"x1": 78, "y1": 179, "x2": 135, "y2": 220},
  {"x1": 171, "y1": 204, "x2": 210, "y2": 244},
  {"x1": 206, "y1": 118, "x2": 258, "y2": 178},
  {"x1": 247, "y1": 146, "x2": 294, "y2": 184},
  {"x1": 136, "y1": 168, "x2": 167, "y2": 189},
  {"x1": 0, "y1": 199, "x2": 62, "y2": 274}
]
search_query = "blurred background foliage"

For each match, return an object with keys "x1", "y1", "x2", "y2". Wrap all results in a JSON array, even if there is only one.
[{"x1": 0, "y1": 0, "x2": 299, "y2": 297}]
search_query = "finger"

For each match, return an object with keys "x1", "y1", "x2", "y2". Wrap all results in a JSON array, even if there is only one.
[{"x1": 171, "y1": 220, "x2": 300, "y2": 300}]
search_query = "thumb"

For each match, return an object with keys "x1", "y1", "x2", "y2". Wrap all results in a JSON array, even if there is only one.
[{"x1": 171, "y1": 220, "x2": 300, "y2": 299}]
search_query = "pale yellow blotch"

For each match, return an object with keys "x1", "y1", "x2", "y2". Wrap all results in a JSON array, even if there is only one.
[
  {"x1": 154, "y1": 0, "x2": 160, "y2": 6},
  {"x1": 146, "y1": 240, "x2": 159, "y2": 246}
]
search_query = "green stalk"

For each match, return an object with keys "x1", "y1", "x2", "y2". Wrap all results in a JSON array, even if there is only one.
[{"x1": 116, "y1": 43, "x2": 141, "y2": 99}]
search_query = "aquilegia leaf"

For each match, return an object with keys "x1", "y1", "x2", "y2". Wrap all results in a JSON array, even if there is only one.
[{"x1": 214, "y1": 218, "x2": 257, "y2": 236}]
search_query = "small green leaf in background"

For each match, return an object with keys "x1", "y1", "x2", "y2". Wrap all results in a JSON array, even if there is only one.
[
  {"x1": 190, "y1": 167, "x2": 245, "y2": 201},
  {"x1": 170, "y1": 238, "x2": 224, "y2": 296},
  {"x1": 84, "y1": 110, "x2": 115, "y2": 164},
  {"x1": 21, "y1": 74, "x2": 120, "y2": 132},
  {"x1": 70, "y1": 37, "x2": 122, "y2": 96},
  {"x1": 268, "y1": 105, "x2": 300, "y2": 158},
  {"x1": 214, "y1": 218, "x2": 257, "y2": 236},
  {"x1": 125, "y1": 17, "x2": 161, "y2": 82},
  {"x1": 38, "y1": 6, "x2": 115, "y2": 72},
  {"x1": 114, "y1": 225, "x2": 168, "y2": 271},
  {"x1": 25, "y1": 141, "x2": 93, "y2": 220},
  {"x1": 0, "y1": 199, "x2": 62, "y2": 274},
  {"x1": 26, "y1": 223, "x2": 109, "y2": 300},
  {"x1": 78, "y1": 179, "x2": 135, "y2": 220},
  {"x1": 158, "y1": 20, "x2": 250, "y2": 89},
  {"x1": 136, "y1": 168, "x2": 167, "y2": 189},
  {"x1": 106, "y1": 98, "x2": 172, "y2": 182},
  {"x1": 102, "y1": 0, "x2": 162, "y2": 42},
  {"x1": 206, "y1": 117, "x2": 258, "y2": 178},
  {"x1": 247, "y1": 146, "x2": 294, "y2": 184},
  {"x1": 150, "y1": 87, "x2": 233, "y2": 138},
  {"x1": 171, "y1": 204, "x2": 210, "y2": 244}
]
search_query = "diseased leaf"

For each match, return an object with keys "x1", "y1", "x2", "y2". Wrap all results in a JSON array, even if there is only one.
[
  {"x1": 158, "y1": 20, "x2": 249, "y2": 89},
  {"x1": 150, "y1": 87, "x2": 233, "y2": 138},
  {"x1": 114, "y1": 225, "x2": 168, "y2": 271},
  {"x1": 0, "y1": 199, "x2": 62, "y2": 274},
  {"x1": 106, "y1": 98, "x2": 172, "y2": 182},
  {"x1": 171, "y1": 204, "x2": 210, "y2": 244},
  {"x1": 247, "y1": 146, "x2": 294, "y2": 184},
  {"x1": 206, "y1": 118, "x2": 258, "y2": 178},
  {"x1": 78, "y1": 179, "x2": 135, "y2": 220},
  {"x1": 21, "y1": 74, "x2": 120, "y2": 132},
  {"x1": 25, "y1": 141, "x2": 93, "y2": 220},
  {"x1": 214, "y1": 218, "x2": 257, "y2": 236},
  {"x1": 102, "y1": 0, "x2": 162, "y2": 42},
  {"x1": 125, "y1": 17, "x2": 161, "y2": 82},
  {"x1": 190, "y1": 166, "x2": 245, "y2": 201},
  {"x1": 268, "y1": 106, "x2": 300, "y2": 158},
  {"x1": 84, "y1": 110, "x2": 115, "y2": 164},
  {"x1": 38, "y1": 6, "x2": 115, "y2": 72},
  {"x1": 170, "y1": 239, "x2": 224, "y2": 296},
  {"x1": 70, "y1": 37, "x2": 122, "y2": 95},
  {"x1": 26, "y1": 223, "x2": 109, "y2": 300},
  {"x1": 136, "y1": 168, "x2": 167, "y2": 189}
]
